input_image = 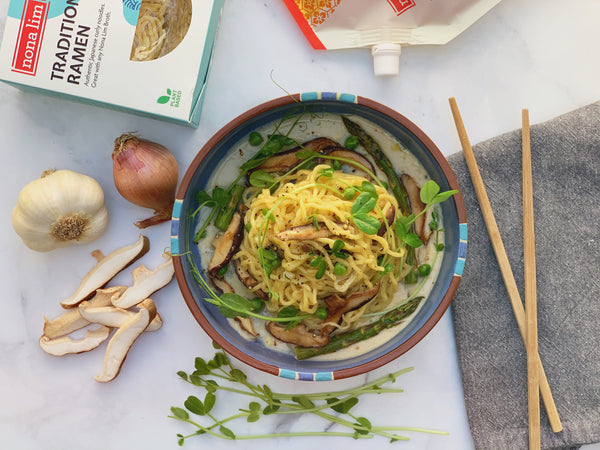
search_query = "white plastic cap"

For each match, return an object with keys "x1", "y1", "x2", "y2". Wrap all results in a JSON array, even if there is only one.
[{"x1": 371, "y1": 43, "x2": 402, "y2": 76}]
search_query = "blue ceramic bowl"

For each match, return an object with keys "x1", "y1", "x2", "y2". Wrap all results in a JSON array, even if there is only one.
[{"x1": 171, "y1": 93, "x2": 467, "y2": 381}]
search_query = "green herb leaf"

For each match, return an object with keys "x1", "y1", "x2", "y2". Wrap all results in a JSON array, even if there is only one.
[
  {"x1": 327, "y1": 397, "x2": 359, "y2": 414},
  {"x1": 230, "y1": 368, "x2": 247, "y2": 382},
  {"x1": 204, "y1": 393, "x2": 216, "y2": 414},
  {"x1": 249, "y1": 402, "x2": 261, "y2": 411},
  {"x1": 194, "y1": 357, "x2": 210, "y2": 375},
  {"x1": 403, "y1": 233, "x2": 423, "y2": 248},
  {"x1": 184, "y1": 396, "x2": 206, "y2": 415},
  {"x1": 296, "y1": 149, "x2": 319, "y2": 160},
  {"x1": 351, "y1": 192, "x2": 377, "y2": 216},
  {"x1": 318, "y1": 167, "x2": 335, "y2": 178},
  {"x1": 354, "y1": 417, "x2": 372, "y2": 434},
  {"x1": 247, "y1": 412, "x2": 260, "y2": 423},
  {"x1": 331, "y1": 239, "x2": 344, "y2": 254},
  {"x1": 263, "y1": 404, "x2": 280, "y2": 415},
  {"x1": 352, "y1": 213, "x2": 381, "y2": 235},
  {"x1": 219, "y1": 293, "x2": 253, "y2": 317},
  {"x1": 259, "y1": 248, "x2": 281, "y2": 277},
  {"x1": 431, "y1": 189, "x2": 458, "y2": 204},
  {"x1": 195, "y1": 190, "x2": 215, "y2": 207},
  {"x1": 212, "y1": 187, "x2": 230, "y2": 208},
  {"x1": 189, "y1": 374, "x2": 203, "y2": 386},
  {"x1": 278, "y1": 306, "x2": 300, "y2": 320},
  {"x1": 177, "y1": 371, "x2": 188, "y2": 381},
  {"x1": 394, "y1": 216, "x2": 422, "y2": 246},
  {"x1": 306, "y1": 213, "x2": 320, "y2": 230},
  {"x1": 419, "y1": 180, "x2": 458, "y2": 205},
  {"x1": 293, "y1": 395, "x2": 315, "y2": 409},
  {"x1": 310, "y1": 256, "x2": 326, "y2": 279},
  {"x1": 419, "y1": 180, "x2": 440, "y2": 204},
  {"x1": 171, "y1": 407, "x2": 189, "y2": 420},
  {"x1": 361, "y1": 181, "x2": 378, "y2": 200},
  {"x1": 219, "y1": 425, "x2": 236, "y2": 439},
  {"x1": 330, "y1": 239, "x2": 348, "y2": 259},
  {"x1": 249, "y1": 170, "x2": 276, "y2": 188}
]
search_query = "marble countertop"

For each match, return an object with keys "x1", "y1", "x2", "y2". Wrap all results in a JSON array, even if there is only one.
[{"x1": 1, "y1": 0, "x2": 598, "y2": 449}]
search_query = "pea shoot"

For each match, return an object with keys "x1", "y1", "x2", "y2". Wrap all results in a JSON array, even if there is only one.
[{"x1": 170, "y1": 347, "x2": 449, "y2": 444}]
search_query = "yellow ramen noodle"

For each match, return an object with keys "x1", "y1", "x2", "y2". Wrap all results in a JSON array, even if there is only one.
[
  {"x1": 234, "y1": 164, "x2": 407, "y2": 331},
  {"x1": 130, "y1": 0, "x2": 192, "y2": 61}
]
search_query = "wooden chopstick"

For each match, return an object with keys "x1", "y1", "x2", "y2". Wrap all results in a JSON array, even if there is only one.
[
  {"x1": 448, "y1": 98, "x2": 563, "y2": 434},
  {"x1": 522, "y1": 109, "x2": 541, "y2": 449}
]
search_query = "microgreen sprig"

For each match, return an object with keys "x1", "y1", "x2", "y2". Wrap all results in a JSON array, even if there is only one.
[{"x1": 169, "y1": 347, "x2": 449, "y2": 444}]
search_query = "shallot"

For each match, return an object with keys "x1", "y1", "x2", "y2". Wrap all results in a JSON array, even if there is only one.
[{"x1": 112, "y1": 133, "x2": 178, "y2": 228}]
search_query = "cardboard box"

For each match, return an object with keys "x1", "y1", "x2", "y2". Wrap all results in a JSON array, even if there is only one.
[{"x1": 0, "y1": 0, "x2": 224, "y2": 127}]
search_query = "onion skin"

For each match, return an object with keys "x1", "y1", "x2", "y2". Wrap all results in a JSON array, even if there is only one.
[{"x1": 112, "y1": 134, "x2": 178, "y2": 228}]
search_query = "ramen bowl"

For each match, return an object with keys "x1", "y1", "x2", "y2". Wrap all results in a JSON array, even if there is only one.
[{"x1": 171, "y1": 92, "x2": 467, "y2": 381}]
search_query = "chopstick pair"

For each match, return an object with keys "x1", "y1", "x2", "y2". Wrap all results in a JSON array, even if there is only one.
[{"x1": 448, "y1": 98, "x2": 563, "y2": 448}]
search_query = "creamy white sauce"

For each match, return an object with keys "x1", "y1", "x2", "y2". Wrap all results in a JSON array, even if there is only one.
[{"x1": 196, "y1": 113, "x2": 444, "y2": 361}]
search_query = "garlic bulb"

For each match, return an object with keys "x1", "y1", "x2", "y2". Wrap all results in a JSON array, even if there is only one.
[{"x1": 12, "y1": 169, "x2": 109, "y2": 252}]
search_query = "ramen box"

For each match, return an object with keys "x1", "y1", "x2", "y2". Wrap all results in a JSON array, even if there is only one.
[{"x1": 0, "y1": 0, "x2": 224, "y2": 127}]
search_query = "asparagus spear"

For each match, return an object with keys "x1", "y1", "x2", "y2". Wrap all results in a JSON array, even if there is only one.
[
  {"x1": 294, "y1": 296, "x2": 423, "y2": 360},
  {"x1": 342, "y1": 116, "x2": 422, "y2": 281},
  {"x1": 342, "y1": 116, "x2": 410, "y2": 215},
  {"x1": 214, "y1": 184, "x2": 245, "y2": 231}
]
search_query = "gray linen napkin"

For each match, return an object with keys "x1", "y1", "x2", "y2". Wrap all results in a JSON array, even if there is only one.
[{"x1": 448, "y1": 101, "x2": 600, "y2": 450}]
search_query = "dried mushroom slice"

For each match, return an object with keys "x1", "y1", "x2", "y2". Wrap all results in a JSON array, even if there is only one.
[
  {"x1": 79, "y1": 299, "x2": 162, "y2": 332},
  {"x1": 39, "y1": 326, "x2": 111, "y2": 356},
  {"x1": 111, "y1": 251, "x2": 174, "y2": 309},
  {"x1": 61, "y1": 235, "x2": 150, "y2": 308},
  {"x1": 94, "y1": 298, "x2": 156, "y2": 383},
  {"x1": 43, "y1": 286, "x2": 127, "y2": 339}
]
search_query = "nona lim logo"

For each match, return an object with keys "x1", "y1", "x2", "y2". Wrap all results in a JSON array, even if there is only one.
[
  {"x1": 157, "y1": 88, "x2": 182, "y2": 108},
  {"x1": 12, "y1": 0, "x2": 50, "y2": 76}
]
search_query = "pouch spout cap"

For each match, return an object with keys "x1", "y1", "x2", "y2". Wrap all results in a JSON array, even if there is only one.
[{"x1": 371, "y1": 43, "x2": 402, "y2": 76}]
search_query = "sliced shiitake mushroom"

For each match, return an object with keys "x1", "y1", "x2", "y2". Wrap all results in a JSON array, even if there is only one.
[
  {"x1": 401, "y1": 174, "x2": 432, "y2": 244},
  {"x1": 267, "y1": 283, "x2": 381, "y2": 348},
  {"x1": 321, "y1": 283, "x2": 381, "y2": 335},
  {"x1": 207, "y1": 212, "x2": 244, "y2": 278},
  {"x1": 61, "y1": 235, "x2": 150, "y2": 308},
  {"x1": 94, "y1": 298, "x2": 156, "y2": 383},
  {"x1": 377, "y1": 205, "x2": 396, "y2": 237},
  {"x1": 233, "y1": 259, "x2": 268, "y2": 301},
  {"x1": 249, "y1": 137, "x2": 339, "y2": 175},
  {"x1": 111, "y1": 251, "x2": 174, "y2": 309},
  {"x1": 276, "y1": 222, "x2": 355, "y2": 241},
  {"x1": 43, "y1": 286, "x2": 127, "y2": 339},
  {"x1": 235, "y1": 317, "x2": 259, "y2": 338},
  {"x1": 266, "y1": 322, "x2": 329, "y2": 348},
  {"x1": 39, "y1": 326, "x2": 111, "y2": 356}
]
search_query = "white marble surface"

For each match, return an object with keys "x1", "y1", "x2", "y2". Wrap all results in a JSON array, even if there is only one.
[{"x1": 1, "y1": 0, "x2": 599, "y2": 449}]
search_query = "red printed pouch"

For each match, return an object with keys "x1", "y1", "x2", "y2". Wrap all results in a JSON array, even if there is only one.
[{"x1": 282, "y1": 0, "x2": 501, "y2": 75}]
